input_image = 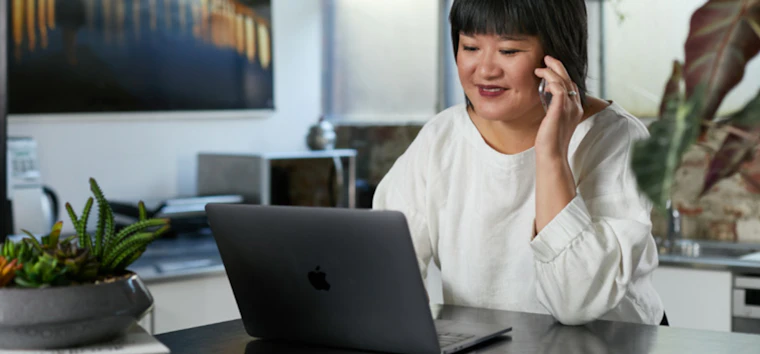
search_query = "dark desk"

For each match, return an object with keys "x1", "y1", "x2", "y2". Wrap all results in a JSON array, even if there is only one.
[{"x1": 156, "y1": 305, "x2": 760, "y2": 353}]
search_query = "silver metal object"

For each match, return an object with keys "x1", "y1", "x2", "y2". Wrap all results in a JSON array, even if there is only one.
[
  {"x1": 665, "y1": 199, "x2": 681, "y2": 252},
  {"x1": 306, "y1": 117, "x2": 337, "y2": 151},
  {"x1": 538, "y1": 78, "x2": 552, "y2": 111},
  {"x1": 568, "y1": 90, "x2": 578, "y2": 97}
]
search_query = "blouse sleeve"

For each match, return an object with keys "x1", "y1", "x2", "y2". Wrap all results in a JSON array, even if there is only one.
[
  {"x1": 372, "y1": 134, "x2": 435, "y2": 279},
  {"x1": 530, "y1": 118, "x2": 660, "y2": 325}
]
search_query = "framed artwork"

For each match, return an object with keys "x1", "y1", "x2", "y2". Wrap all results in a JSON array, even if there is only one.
[{"x1": 9, "y1": 0, "x2": 273, "y2": 115}]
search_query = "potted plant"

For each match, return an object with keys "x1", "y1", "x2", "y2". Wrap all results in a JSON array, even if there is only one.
[
  {"x1": 0, "y1": 178, "x2": 170, "y2": 350},
  {"x1": 631, "y1": 0, "x2": 760, "y2": 222}
]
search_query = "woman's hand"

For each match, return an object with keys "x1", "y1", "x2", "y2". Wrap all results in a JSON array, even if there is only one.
[
  {"x1": 533, "y1": 55, "x2": 583, "y2": 234},
  {"x1": 533, "y1": 55, "x2": 584, "y2": 160}
]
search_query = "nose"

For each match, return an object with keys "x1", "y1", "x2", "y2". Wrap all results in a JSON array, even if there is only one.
[{"x1": 478, "y1": 52, "x2": 502, "y2": 79}]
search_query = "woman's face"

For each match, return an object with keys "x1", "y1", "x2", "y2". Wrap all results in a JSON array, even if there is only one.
[{"x1": 456, "y1": 33, "x2": 545, "y2": 122}]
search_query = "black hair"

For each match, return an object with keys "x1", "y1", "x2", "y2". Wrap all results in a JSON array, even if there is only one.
[{"x1": 449, "y1": 0, "x2": 589, "y2": 107}]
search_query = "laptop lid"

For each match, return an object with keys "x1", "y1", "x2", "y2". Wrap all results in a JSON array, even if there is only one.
[{"x1": 206, "y1": 204, "x2": 441, "y2": 354}]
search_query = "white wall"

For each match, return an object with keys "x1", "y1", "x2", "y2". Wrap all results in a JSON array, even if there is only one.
[
  {"x1": 604, "y1": 0, "x2": 760, "y2": 118},
  {"x1": 326, "y1": 0, "x2": 440, "y2": 123},
  {"x1": 8, "y1": 0, "x2": 323, "y2": 233}
]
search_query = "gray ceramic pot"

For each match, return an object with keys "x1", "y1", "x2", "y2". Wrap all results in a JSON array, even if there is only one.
[{"x1": 0, "y1": 272, "x2": 153, "y2": 350}]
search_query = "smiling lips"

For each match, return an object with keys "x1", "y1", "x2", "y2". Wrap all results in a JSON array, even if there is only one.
[{"x1": 477, "y1": 85, "x2": 508, "y2": 97}]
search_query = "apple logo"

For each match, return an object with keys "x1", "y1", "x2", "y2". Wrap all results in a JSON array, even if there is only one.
[{"x1": 308, "y1": 266, "x2": 331, "y2": 291}]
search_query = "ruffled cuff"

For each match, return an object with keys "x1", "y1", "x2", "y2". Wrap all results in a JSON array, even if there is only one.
[{"x1": 530, "y1": 194, "x2": 593, "y2": 262}]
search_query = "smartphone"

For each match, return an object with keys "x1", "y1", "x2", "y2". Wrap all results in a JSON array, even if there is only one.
[{"x1": 539, "y1": 78, "x2": 552, "y2": 111}]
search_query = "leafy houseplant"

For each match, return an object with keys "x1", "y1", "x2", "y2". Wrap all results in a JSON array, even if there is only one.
[
  {"x1": 631, "y1": 0, "x2": 760, "y2": 214},
  {"x1": 0, "y1": 178, "x2": 171, "y2": 350}
]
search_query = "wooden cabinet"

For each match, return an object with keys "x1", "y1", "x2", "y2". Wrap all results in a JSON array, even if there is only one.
[
  {"x1": 652, "y1": 266, "x2": 733, "y2": 332},
  {"x1": 139, "y1": 272, "x2": 241, "y2": 334}
]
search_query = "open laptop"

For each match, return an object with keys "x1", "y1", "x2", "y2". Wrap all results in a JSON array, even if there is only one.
[{"x1": 205, "y1": 204, "x2": 512, "y2": 354}]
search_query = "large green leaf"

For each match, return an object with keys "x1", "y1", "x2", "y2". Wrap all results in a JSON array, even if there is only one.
[
  {"x1": 684, "y1": 0, "x2": 760, "y2": 122},
  {"x1": 659, "y1": 61, "x2": 684, "y2": 120},
  {"x1": 632, "y1": 85, "x2": 707, "y2": 212},
  {"x1": 701, "y1": 91, "x2": 760, "y2": 194}
]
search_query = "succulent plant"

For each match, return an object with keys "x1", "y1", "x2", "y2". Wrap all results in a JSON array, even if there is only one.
[
  {"x1": 0, "y1": 256, "x2": 23, "y2": 288},
  {"x1": 5, "y1": 178, "x2": 170, "y2": 288},
  {"x1": 66, "y1": 178, "x2": 169, "y2": 275},
  {"x1": 14, "y1": 253, "x2": 70, "y2": 288},
  {"x1": 18, "y1": 220, "x2": 99, "y2": 283},
  {"x1": 52, "y1": 240, "x2": 100, "y2": 283},
  {"x1": 2, "y1": 238, "x2": 36, "y2": 265},
  {"x1": 21, "y1": 220, "x2": 68, "y2": 254}
]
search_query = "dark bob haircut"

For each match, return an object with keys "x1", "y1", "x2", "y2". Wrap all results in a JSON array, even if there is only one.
[{"x1": 450, "y1": 0, "x2": 589, "y2": 107}]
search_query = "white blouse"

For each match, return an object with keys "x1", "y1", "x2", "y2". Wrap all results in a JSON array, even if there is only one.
[{"x1": 372, "y1": 102, "x2": 665, "y2": 325}]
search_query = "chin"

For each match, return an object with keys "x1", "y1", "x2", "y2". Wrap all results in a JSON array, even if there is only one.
[
  {"x1": 476, "y1": 111, "x2": 510, "y2": 121},
  {"x1": 470, "y1": 102, "x2": 513, "y2": 121}
]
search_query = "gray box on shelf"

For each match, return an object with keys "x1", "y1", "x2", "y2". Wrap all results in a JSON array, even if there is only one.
[{"x1": 197, "y1": 149, "x2": 357, "y2": 208}]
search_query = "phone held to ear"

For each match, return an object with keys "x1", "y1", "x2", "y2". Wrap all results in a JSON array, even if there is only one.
[{"x1": 539, "y1": 78, "x2": 552, "y2": 112}]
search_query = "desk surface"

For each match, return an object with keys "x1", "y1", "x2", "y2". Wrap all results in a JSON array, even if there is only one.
[{"x1": 156, "y1": 304, "x2": 760, "y2": 354}]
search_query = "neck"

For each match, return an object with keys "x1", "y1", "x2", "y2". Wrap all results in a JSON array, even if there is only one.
[
  {"x1": 467, "y1": 97, "x2": 612, "y2": 155},
  {"x1": 467, "y1": 104, "x2": 545, "y2": 155}
]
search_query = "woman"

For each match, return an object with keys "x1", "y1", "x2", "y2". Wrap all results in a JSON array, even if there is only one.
[{"x1": 372, "y1": 0, "x2": 665, "y2": 326}]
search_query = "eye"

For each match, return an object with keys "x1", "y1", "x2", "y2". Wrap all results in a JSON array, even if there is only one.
[
  {"x1": 500, "y1": 50, "x2": 520, "y2": 55},
  {"x1": 462, "y1": 46, "x2": 477, "y2": 52}
]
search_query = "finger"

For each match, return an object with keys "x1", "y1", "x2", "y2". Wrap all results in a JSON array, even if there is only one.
[
  {"x1": 544, "y1": 55, "x2": 572, "y2": 83},
  {"x1": 569, "y1": 82, "x2": 583, "y2": 107},
  {"x1": 563, "y1": 81, "x2": 584, "y2": 119},
  {"x1": 544, "y1": 81, "x2": 568, "y2": 116},
  {"x1": 534, "y1": 67, "x2": 568, "y2": 87},
  {"x1": 543, "y1": 56, "x2": 579, "y2": 100},
  {"x1": 543, "y1": 81, "x2": 569, "y2": 100},
  {"x1": 567, "y1": 81, "x2": 580, "y2": 102}
]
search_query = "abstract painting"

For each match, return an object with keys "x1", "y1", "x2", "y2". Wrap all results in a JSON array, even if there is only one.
[{"x1": 9, "y1": 0, "x2": 273, "y2": 114}]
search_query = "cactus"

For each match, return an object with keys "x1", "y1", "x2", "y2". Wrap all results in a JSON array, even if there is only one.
[
  {"x1": 66, "y1": 197, "x2": 94, "y2": 251},
  {"x1": 65, "y1": 178, "x2": 170, "y2": 275}
]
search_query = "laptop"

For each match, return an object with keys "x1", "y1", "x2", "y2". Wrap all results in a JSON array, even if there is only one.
[{"x1": 205, "y1": 204, "x2": 512, "y2": 354}]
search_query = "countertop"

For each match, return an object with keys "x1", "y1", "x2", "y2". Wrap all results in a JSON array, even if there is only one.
[
  {"x1": 656, "y1": 238, "x2": 760, "y2": 275},
  {"x1": 128, "y1": 231, "x2": 760, "y2": 283},
  {"x1": 128, "y1": 229, "x2": 226, "y2": 283},
  {"x1": 156, "y1": 304, "x2": 760, "y2": 354},
  {"x1": 658, "y1": 252, "x2": 760, "y2": 275}
]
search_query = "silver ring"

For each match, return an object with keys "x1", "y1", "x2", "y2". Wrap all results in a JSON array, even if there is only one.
[{"x1": 568, "y1": 91, "x2": 578, "y2": 97}]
